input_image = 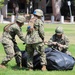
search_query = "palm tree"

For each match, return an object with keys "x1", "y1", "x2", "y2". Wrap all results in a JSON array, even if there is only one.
[{"x1": 52, "y1": 0, "x2": 62, "y2": 21}]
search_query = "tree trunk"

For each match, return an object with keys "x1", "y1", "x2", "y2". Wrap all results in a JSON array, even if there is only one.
[
  {"x1": 0, "y1": 9, "x2": 1, "y2": 22},
  {"x1": 52, "y1": 0, "x2": 61, "y2": 21}
]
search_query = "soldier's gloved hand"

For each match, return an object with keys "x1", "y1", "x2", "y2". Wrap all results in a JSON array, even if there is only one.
[
  {"x1": 27, "y1": 26, "x2": 31, "y2": 31},
  {"x1": 44, "y1": 41, "x2": 48, "y2": 45},
  {"x1": 27, "y1": 26, "x2": 33, "y2": 32},
  {"x1": 52, "y1": 42, "x2": 57, "y2": 45},
  {"x1": 57, "y1": 43, "x2": 64, "y2": 48}
]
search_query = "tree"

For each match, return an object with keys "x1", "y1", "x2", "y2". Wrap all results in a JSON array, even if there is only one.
[
  {"x1": 52, "y1": 0, "x2": 62, "y2": 21},
  {"x1": 0, "y1": 0, "x2": 4, "y2": 9}
]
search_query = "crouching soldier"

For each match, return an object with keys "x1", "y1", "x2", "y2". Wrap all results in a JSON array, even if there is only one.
[
  {"x1": 0, "y1": 16, "x2": 26, "y2": 68},
  {"x1": 48, "y1": 26, "x2": 71, "y2": 55},
  {"x1": 25, "y1": 9, "x2": 47, "y2": 71}
]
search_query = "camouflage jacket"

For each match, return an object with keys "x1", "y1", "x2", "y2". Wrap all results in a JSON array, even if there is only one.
[
  {"x1": 2, "y1": 23, "x2": 25, "y2": 43},
  {"x1": 48, "y1": 34, "x2": 69, "y2": 51},
  {"x1": 25, "y1": 19, "x2": 44, "y2": 44}
]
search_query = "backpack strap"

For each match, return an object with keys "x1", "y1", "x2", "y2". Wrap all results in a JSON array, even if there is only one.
[
  {"x1": 3, "y1": 23, "x2": 15, "y2": 32},
  {"x1": 27, "y1": 17, "x2": 37, "y2": 34},
  {"x1": 28, "y1": 17, "x2": 37, "y2": 28}
]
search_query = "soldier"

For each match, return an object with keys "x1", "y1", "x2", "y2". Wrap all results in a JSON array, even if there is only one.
[
  {"x1": 25, "y1": 9, "x2": 47, "y2": 71},
  {"x1": 0, "y1": 16, "x2": 26, "y2": 69},
  {"x1": 48, "y1": 26, "x2": 71, "y2": 55}
]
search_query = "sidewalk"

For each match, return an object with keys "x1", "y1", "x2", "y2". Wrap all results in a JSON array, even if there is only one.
[
  {"x1": 44, "y1": 20, "x2": 75, "y2": 24},
  {"x1": 0, "y1": 18, "x2": 75, "y2": 24}
]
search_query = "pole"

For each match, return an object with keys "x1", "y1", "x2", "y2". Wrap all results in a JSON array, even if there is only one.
[
  {"x1": 67, "y1": 1, "x2": 72, "y2": 17},
  {"x1": 69, "y1": 5, "x2": 72, "y2": 17}
]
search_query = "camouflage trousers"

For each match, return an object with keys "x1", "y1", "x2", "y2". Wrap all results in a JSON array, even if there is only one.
[
  {"x1": 26, "y1": 43, "x2": 47, "y2": 68},
  {"x1": 1, "y1": 38, "x2": 22, "y2": 66}
]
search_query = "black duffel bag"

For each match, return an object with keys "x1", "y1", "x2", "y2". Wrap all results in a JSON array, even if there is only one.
[
  {"x1": 45, "y1": 48, "x2": 75, "y2": 70},
  {"x1": 16, "y1": 48, "x2": 75, "y2": 70}
]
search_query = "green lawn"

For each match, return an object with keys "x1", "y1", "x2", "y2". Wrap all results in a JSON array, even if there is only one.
[{"x1": 0, "y1": 23, "x2": 75, "y2": 75}]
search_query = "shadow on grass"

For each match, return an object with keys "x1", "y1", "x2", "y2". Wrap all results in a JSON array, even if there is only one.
[
  {"x1": 11, "y1": 65, "x2": 42, "y2": 71},
  {"x1": 11, "y1": 65, "x2": 28, "y2": 70}
]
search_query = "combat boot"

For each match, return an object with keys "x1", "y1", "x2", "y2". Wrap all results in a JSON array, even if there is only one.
[
  {"x1": 28, "y1": 67, "x2": 33, "y2": 71},
  {"x1": 0, "y1": 64, "x2": 6, "y2": 69},
  {"x1": 19, "y1": 64, "x2": 22, "y2": 68},
  {"x1": 41, "y1": 65, "x2": 47, "y2": 71},
  {"x1": 29, "y1": 68, "x2": 33, "y2": 71}
]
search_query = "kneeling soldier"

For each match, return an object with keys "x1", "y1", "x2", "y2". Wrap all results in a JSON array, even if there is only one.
[{"x1": 48, "y1": 26, "x2": 71, "y2": 55}]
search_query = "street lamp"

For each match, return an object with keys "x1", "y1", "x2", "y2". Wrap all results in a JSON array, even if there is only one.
[{"x1": 67, "y1": 1, "x2": 72, "y2": 17}]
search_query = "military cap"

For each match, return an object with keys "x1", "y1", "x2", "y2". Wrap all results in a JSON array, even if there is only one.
[
  {"x1": 55, "y1": 26, "x2": 64, "y2": 35},
  {"x1": 33, "y1": 9, "x2": 43, "y2": 17},
  {"x1": 16, "y1": 16, "x2": 26, "y2": 23}
]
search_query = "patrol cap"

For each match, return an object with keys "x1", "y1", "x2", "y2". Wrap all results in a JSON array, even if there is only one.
[
  {"x1": 55, "y1": 26, "x2": 64, "y2": 35},
  {"x1": 16, "y1": 16, "x2": 26, "y2": 23},
  {"x1": 33, "y1": 9, "x2": 43, "y2": 17}
]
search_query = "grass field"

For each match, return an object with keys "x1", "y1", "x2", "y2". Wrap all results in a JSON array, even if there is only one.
[{"x1": 0, "y1": 23, "x2": 75, "y2": 75}]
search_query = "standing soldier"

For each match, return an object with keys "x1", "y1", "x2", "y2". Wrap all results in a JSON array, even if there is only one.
[
  {"x1": 48, "y1": 26, "x2": 71, "y2": 55},
  {"x1": 0, "y1": 16, "x2": 26, "y2": 68},
  {"x1": 25, "y1": 9, "x2": 47, "y2": 71}
]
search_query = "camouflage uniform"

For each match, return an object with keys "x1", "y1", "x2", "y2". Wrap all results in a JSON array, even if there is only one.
[
  {"x1": 1, "y1": 16, "x2": 25, "y2": 67},
  {"x1": 48, "y1": 34, "x2": 69, "y2": 51},
  {"x1": 25, "y1": 16, "x2": 46, "y2": 69},
  {"x1": 48, "y1": 26, "x2": 70, "y2": 55}
]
